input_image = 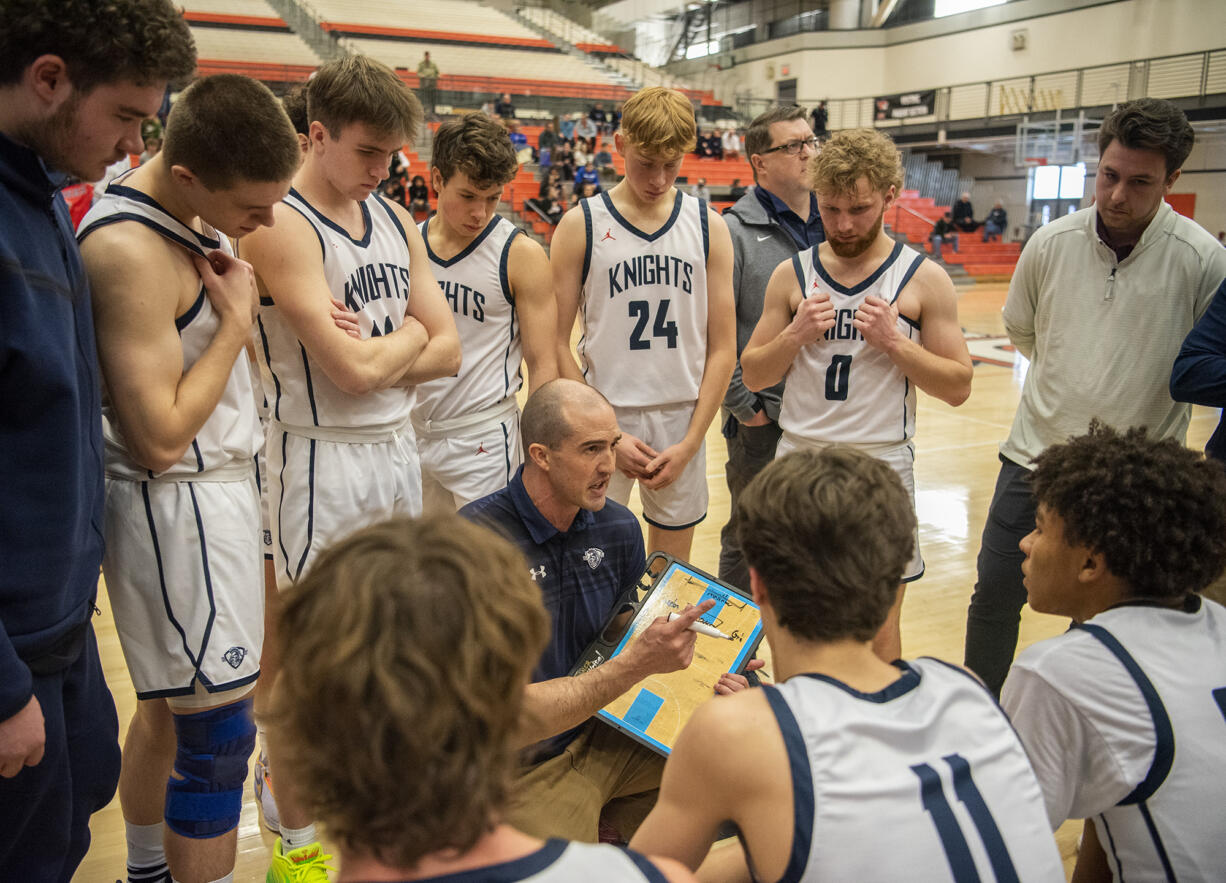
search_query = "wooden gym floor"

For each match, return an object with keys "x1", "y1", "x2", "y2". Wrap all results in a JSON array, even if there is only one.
[{"x1": 74, "y1": 281, "x2": 1218, "y2": 881}]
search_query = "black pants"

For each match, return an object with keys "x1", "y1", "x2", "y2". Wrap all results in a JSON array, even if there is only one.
[
  {"x1": 0, "y1": 625, "x2": 121, "y2": 882},
  {"x1": 964, "y1": 456, "x2": 1035, "y2": 696},
  {"x1": 718, "y1": 413, "x2": 782, "y2": 593}
]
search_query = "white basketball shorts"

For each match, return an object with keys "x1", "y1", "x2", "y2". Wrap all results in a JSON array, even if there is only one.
[{"x1": 608, "y1": 402, "x2": 708, "y2": 530}]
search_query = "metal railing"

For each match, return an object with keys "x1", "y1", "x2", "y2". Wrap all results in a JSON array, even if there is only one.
[{"x1": 736, "y1": 47, "x2": 1226, "y2": 129}]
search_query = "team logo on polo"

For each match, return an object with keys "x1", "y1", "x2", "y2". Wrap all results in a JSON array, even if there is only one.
[
  {"x1": 222, "y1": 646, "x2": 247, "y2": 669},
  {"x1": 582, "y1": 547, "x2": 605, "y2": 570}
]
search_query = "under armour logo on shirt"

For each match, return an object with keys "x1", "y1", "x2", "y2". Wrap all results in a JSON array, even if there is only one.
[
  {"x1": 529, "y1": 565, "x2": 547, "y2": 581},
  {"x1": 602, "y1": 229, "x2": 616, "y2": 242}
]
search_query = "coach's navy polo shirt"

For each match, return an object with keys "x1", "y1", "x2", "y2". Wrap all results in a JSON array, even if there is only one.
[
  {"x1": 755, "y1": 185, "x2": 824, "y2": 252},
  {"x1": 461, "y1": 465, "x2": 646, "y2": 759}
]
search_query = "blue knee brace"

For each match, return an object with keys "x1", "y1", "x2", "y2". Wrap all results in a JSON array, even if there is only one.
[{"x1": 165, "y1": 697, "x2": 256, "y2": 838}]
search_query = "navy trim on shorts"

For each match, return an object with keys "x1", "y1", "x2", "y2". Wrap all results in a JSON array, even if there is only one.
[
  {"x1": 762, "y1": 685, "x2": 815, "y2": 883},
  {"x1": 502, "y1": 420, "x2": 513, "y2": 487},
  {"x1": 299, "y1": 343, "x2": 319, "y2": 426},
  {"x1": 620, "y1": 847, "x2": 670, "y2": 882},
  {"x1": 600, "y1": 189, "x2": 684, "y2": 242},
  {"x1": 187, "y1": 482, "x2": 219, "y2": 684},
  {"x1": 175, "y1": 288, "x2": 206, "y2": 331},
  {"x1": 288, "y1": 187, "x2": 373, "y2": 248},
  {"x1": 700, "y1": 197, "x2": 710, "y2": 262},
  {"x1": 142, "y1": 481, "x2": 197, "y2": 668},
  {"x1": 814, "y1": 239, "x2": 903, "y2": 296},
  {"x1": 190, "y1": 440, "x2": 204, "y2": 473},
  {"x1": 282, "y1": 199, "x2": 326, "y2": 260},
  {"x1": 277, "y1": 431, "x2": 294, "y2": 585},
  {"x1": 580, "y1": 198, "x2": 593, "y2": 286},
  {"x1": 256, "y1": 315, "x2": 283, "y2": 421},
  {"x1": 1099, "y1": 814, "x2": 1125, "y2": 880},
  {"x1": 1138, "y1": 802, "x2": 1177, "y2": 881},
  {"x1": 1072, "y1": 623, "x2": 1175, "y2": 804},
  {"x1": 293, "y1": 438, "x2": 317, "y2": 581},
  {"x1": 644, "y1": 511, "x2": 707, "y2": 531}
]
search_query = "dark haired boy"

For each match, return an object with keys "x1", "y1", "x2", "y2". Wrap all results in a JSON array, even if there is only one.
[
  {"x1": 79, "y1": 73, "x2": 301, "y2": 883},
  {"x1": 414, "y1": 112, "x2": 557, "y2": 509},
  {"x1": 1001, "y1": 422, "x2": 1226, "y2": 880},
  {"x1": 965, "y1": 97, "x2": 1226, "y2": 695},
  {"x1": 0, "y1": 0, "x2": 194, "y2": 878},
  {"x1": 631, "y1": 447, "x2": 1062, "y2": 881}
]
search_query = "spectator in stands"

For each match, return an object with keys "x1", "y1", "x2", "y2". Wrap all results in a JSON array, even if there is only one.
[
  {"x1": 494, "y1": 92, "x2": 515, "y2": 119},
  {"x1": 574, "y1": 161, "x2": 600, "y2": 194},
  {"x1": 594, "y1": 140, "x2": 614, "y2": 175},
  {"x1": 382, "y1": 174, "x2": 407, "y2": 206},
  {"x1": 569, "y1": 180, "x2": 596, "y2": 208},
  {"x1": 728, "y1": 177, "x2": 746, "y2": 201},
  {"x1": 575, "y1": 112, "x2": 597, "y2": 143},
  {"x1": 417, "y1": 51, "x2": 439, "y2": 118},
  {"x1": 710, "y1": 129, "x2": 725, "y2": 159},
  {"x1": 572, "y1": 139, "x2": 589, "y2": 170},
  {"x1": 612, "y1": 102, "x2": 623, "y2": 131},
  {"x1": 530, "y1": 181, "x2": 565, "y2": 226},
  {"x1": 408, "y1": 174, "x2": 430, "y2": 215},
  {"x1": 692, "y1": 178, "x2": 711, "y2": 203},
  {"x1": 138, "y1": 135, "x2": 161, "y2": 165},
  {"x1": 930, "y1": 211, "x2": 959, "y2": 259},
  {"x1": 721, "y1": 128, "x2": 742, "y2": 159},
  {"x1": 952, "y1": 191, "x2": 976, "y2": 232},
  {"x1": 983, "y1": 200, "x2": 1007, "y2": 241},
  {"x1": 560, "y1": 113, "x2": 576, "y2": 141},
  {"x1": 540, "y1": 118, "x2": 559, "y2": 153},
  {"x1": 539, "y1": 165, "x2": 561, "y2": 197},
  {"x1": 553, "y1": 140, "x2": 574, "y2": 183},
  {"x1": 811, "y1": 100, "x2": 828, "y2": 138},
  {"x1": 589, "y1": 102, "x2": 608, "y2": 133},
  {"x1": 507, "y1": 119, "x2": 528, "y2": 151}
]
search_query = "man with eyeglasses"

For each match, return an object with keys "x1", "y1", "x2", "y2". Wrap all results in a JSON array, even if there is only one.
[{"x1": 717, "y1": 105, "x2": 824, "y2": 594}]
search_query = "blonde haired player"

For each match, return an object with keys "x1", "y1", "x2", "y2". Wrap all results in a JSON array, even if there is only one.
[
  {"x1": 741, "y1": 128, "x2": 972, "y2": 662},
  {"x1": 552, "y1": 86, "x2": 736, "y2": 561}
]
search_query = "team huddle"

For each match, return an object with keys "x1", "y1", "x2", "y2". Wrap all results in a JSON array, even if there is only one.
[{"x1": 2, "y1": 2, "x2": 1225, "y2": 882}]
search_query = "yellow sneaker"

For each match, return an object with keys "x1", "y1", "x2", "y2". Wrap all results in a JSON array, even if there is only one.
[{"x1": 266, "y1": 838, "x2": 336, "y2": 882}]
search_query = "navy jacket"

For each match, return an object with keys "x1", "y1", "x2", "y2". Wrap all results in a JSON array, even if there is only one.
[
  {"x1": 0, "y1": 132, "x2": 106, "y2": 721},
  {"x1": 1171, "y1": 277, "x2": 1226, "y2": 461}
]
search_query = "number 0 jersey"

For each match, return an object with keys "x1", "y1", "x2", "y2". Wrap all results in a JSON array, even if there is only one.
[
  {"x1": 762, "y1": 659, "x2": 1063, "y2": 882},
  {"x1": 778, "y1": 241, "x2": 925, "y2": 446},
  {"x1": 254, "y1": 188, "x2": 415, "y2": 431},
  {"x1": 578, "y1": 190, "x2": 709, "y2": 408}
]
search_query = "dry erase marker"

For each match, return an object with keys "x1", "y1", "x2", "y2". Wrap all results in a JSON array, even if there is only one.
[{"x1": 669, "y1": 612, "x2": 732, "y2": 640}]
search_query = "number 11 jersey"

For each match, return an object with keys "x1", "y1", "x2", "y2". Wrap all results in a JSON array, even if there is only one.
[
  {"x1": 578, "y1": 190, "x2": 709, "y2": 408},
  {"x1": 779, "y1": 240, "x2": 925, "y2": 446}
]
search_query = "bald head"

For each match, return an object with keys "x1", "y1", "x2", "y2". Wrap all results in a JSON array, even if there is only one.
[{"x1": 521, "y1": 379, "x2": 613, "y2": 452}]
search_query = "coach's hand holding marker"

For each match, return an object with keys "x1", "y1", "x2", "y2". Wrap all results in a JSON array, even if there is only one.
[
  {"x1": 623, "y1": 600, "x2": 718, "y2": 679},
  {"x1": 668, "y1": 611, "x2": 732, "y2": 640}
]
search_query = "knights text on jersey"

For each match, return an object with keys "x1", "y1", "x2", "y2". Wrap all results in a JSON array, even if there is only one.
[
  {"x1": 255, "y1": 188, "x2": 415, "y2": 430},
  {"x1": 1003, "y1": 598, "x2": 1226, "y2": 881},
  {"x1": 414, "y1": 215, "x2": 522, "y2": 421},
  {"x1": 578, "y1": 190, "x2": 710, "y2": 408},
  {"x1": 763, "y1": 658, "x2": 1064, "y2": 882},
  {"x1": 778, "y1": 241, "x2": 926, "y2": 445},
  {"x1": 78, "y1": 177, "x2": 261, "y2": 479}
]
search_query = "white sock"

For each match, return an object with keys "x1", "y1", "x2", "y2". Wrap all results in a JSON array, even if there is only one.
[
  {"x1": 125, "y1": 821, "x2": 167, "y2": 880},
  {"x1": 280, "y1": 822, "x2": 317, "y2": 849}
]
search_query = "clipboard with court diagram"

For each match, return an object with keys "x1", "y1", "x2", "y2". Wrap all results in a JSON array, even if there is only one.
[{"x1": 570, "y1": 553, "x2": 764, "y2": 756}]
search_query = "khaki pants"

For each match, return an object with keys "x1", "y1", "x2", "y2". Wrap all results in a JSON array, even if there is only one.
[{"x1": 506, "y1": 721, "x2": 665, "y2": 842}]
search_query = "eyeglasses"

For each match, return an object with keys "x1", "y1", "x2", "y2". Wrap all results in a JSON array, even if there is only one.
[{"x1": 761, "y1": 137, "x2": 819, "y2": 156}]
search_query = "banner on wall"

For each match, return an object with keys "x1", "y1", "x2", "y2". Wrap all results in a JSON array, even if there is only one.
[{"x1": 874, "y1": 90, "x2": 936, "y2": 121}]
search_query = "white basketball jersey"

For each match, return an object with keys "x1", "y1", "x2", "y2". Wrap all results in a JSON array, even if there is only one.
[
  {"x1": 578, "y1": 190, "x2": 709, "y2": 408},
  {"x1": 413, "y1": 215, "x2": 522, "y2": 421},
  {"x1": 79, "y1": 178, "x2": 261, "y2": 480},
  {"x1": 763, "y1": 659, "x2": 1063, "y2": 882},
  {"x1": 413, "y1": 840, "x2": 667, "y2": 882},
  {"x1": 778, "y1": 241, "x2": 925, "y2": 445},
  {"x1": 1012, "y1": 600, "x2": 1226, "y2": 881},
  {"x1": 255, "y1": 188, "x2": 415, "y2": 429}
]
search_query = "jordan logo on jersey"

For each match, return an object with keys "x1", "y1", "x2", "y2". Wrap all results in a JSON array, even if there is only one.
[
  {"x1": 602, "y1": 229, "x2": 616, "y2": 241},
  {"x1": 475, "y1": 442, "x2": 490, "y2": 455},
  {"x1": 441, "y1": 279, "x2": 486, "y2": 322},
  {"x1": 607, "y1": 254, "x2": 694, "y2": 296}
]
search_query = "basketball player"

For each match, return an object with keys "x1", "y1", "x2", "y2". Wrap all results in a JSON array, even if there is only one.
[
  {"x1": 1001, "y1": 422, "x2": 1226, "y2": 880},
  {"x1": 241, "y1": 54, "x2": 459, "y2": 880},
  {"x1": 0, "y1": 2, "x2": 193, "y2": 878},
  {"x1": 741, "y1": 128, "x2": 972, "y2": 661},
  {"x1": 79, "y1": 75, "x2": 300, "y2": 883},
  {"x1": 415, "y1": 113, "x2": 557, "y2": 509},
  {"x1": 552, "y1": 86, "x2": 736, "y2": 561},
  {"x1": 630, "y1": 448, "x2": 1064, "y2": 882},
  {"x1": 269, "y1": 514, "x2": 695, "y2": 882}
]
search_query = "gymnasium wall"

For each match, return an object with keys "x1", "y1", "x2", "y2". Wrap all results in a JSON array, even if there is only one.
[
  {"x1": 1170, "y1": 137, "x2": 1226, "y2": 241},
  {"x1": 669, "y1": 0, "x2": 1226, "y2": 106}
]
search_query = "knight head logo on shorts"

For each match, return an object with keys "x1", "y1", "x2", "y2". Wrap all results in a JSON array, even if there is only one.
[
  {"x1": 263, "y1": 529, "x2": 272, "y2": 547},
  {"x1": 582, "y1": 547, "x2": 605, "y2": 570},
  {"x1": 529, "y1": 565, "x2": 547, "y2": 581},
  {"x1": 222, "y1": 646, "x2": 247, "y2": 669}
]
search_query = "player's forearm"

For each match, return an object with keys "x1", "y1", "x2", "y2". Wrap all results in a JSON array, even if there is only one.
[
  {"x1": 324, "y1": 322, "x2": 429, "y2": 395},
  {"x1": 887, "y1": 338, "x2": 972, "y2": 406},
  {"x1": 393, "y1": 331, "x2": 461, "y2": 387},
  {"x1": 126, "y1": 322, "x2": 251, "y2": 473},
  {"x1": 741, "y1": 332, "x2": 801, "y2": 392},
  {"x1": 516, "y1": 651, "x2": 647, "y2": 747},
  {"x1": 555, "y1": 342, "x2": 585, "y2": 383}
]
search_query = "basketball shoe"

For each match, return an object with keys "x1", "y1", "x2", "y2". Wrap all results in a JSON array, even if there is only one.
[
  {"x1": 266, "y1": 838, "x2": 334, "y2": 882},
  {"x1": 254, "y1": 746, "x2": 280, "y2": 833}
]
